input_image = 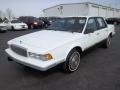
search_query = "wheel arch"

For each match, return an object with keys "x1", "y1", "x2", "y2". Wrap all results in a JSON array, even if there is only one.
[
  {"x1": 109, "y1": 32, "x2": 113, "y2": 38},
  {"x1": 11, "y1": 25, "x2": 14, "y2": 29},
  {"x1": 67, "y1": 46, "x2": 83, "y2": 57},
  {"x1": 62, "y1": 46, "x2": 83, "y2": 72}
]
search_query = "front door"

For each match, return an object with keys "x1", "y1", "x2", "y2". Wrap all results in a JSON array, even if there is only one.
[{"x1": 82, "y1": 18, "x2": 99, "y2": 50}]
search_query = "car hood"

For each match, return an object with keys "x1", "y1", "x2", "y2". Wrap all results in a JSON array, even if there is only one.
[{"x1": 9, "y1": 30, "x2": 82, "y2": 53}]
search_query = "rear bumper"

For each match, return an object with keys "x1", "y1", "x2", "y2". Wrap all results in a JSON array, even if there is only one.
[
  {"x1": 14, "y1": 26, "x2": 28, "y2": 30},
  {"x1": 0, "y1": 27, "x2": 7, "y2": 31},
  {"x1": 5, "y1": 48, "x2": 64, "y2": 71}
]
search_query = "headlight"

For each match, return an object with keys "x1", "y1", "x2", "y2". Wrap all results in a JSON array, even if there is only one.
[
  {"x1": 29, "y1": 52, "x2": 53, "y2": 61},
  {"x1": 34, "y1": 22, "x2": 38, "y2": 25}
]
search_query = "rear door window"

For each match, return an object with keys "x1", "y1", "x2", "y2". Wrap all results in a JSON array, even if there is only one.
[
  {"x1": 84, "y1": 18, "x2": 97, "y2": 34},
  {"x1": 96, "y1": 17, "x2": 107, "y2": 29}
]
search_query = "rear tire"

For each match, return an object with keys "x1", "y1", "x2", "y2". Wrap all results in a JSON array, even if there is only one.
[
  {"x1": 11, "y1": 26, "x2": 14, "y2": 30},
  {"x1": 30, "y1": 25, "x2": 34, "y2": 29},
  {"x1": 102, "y1": 36, "x2": 111, "y2": 48},
  {"x1": 62, "y1": 49, "x2": 81, "y2": 73}
]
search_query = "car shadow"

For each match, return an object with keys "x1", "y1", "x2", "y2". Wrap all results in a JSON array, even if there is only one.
[
  {"x1": 17, "y1": 63, "x2": 64, "y2": 78},
  {"x1": 11, "y1": 42, "x2": 105, "y2": 77}
]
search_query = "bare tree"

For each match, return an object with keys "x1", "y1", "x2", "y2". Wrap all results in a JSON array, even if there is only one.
[
  {"x1": 6, "y1": 8, "x2": 14, "y2": 20},
  {"x1": 0, "y1": 10, "x2": 3, "y2": 17},
  {"x1": 0, "y1": 10, "x2": 3, "y2": 22}
]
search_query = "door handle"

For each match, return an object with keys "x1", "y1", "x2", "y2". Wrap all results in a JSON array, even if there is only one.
[{"x1": 106, "y1": 29, "x2": 108, "y2": 31}]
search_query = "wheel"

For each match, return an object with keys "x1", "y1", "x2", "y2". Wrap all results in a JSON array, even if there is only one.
[
  {"x1": 63, "y1": 49, "x2": 81, "y2": 73},
  {"x1": 11, "y1": 26, "x2": 14, "y2": 30},
  {"x1": 45, "y1": 24, "x2": 48, "y2": 28},
  {"x1": 30, "y1": 25, "x2": 34, "y2": 29},
  {"x1": 103, "y1": 36, "x2": 111, "y2": 48}
]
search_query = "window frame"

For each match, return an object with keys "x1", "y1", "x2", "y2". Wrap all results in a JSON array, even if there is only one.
[
  {"x1": 95, "y1": 17, "x2": 108, "y2": 30},
  {"x1": 84, "y1": 17, "x2": 98, "y2": 34}
]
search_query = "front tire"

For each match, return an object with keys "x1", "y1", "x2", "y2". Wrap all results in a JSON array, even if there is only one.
[{"x1": 63, "y1": 49, "x2": 81, "y2": 73}]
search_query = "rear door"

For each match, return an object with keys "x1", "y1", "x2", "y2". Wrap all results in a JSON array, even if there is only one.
[{"x1": 95, "y1": 17, "x2": 108, "y2": 42}]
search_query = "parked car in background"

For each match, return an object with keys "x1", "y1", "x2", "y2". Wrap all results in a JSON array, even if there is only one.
[
  {"x1": 0, "y1": 22, "x2": 7, "y2": 32},
  {"x1": 19, "y1": 16, "x2": 44, "y2": 29},
  {"x1": 3, "y1": 20, "x2": 28, "y2": 30},
  {"x1": 106, "y1": 18, "x2": 120, "y2": 25},
  {"x1": 39, "y1": 17, "x2": 50, "y2": 28},
  {"x1": 6, "y1": 16, "x2": 115, "y2": 73},
  {"x1": 39, "y1": 17, "x2": 61, "y2": 27},
  {"x1": 47, "y1": 17, "x2": 61, "y2": 24}
]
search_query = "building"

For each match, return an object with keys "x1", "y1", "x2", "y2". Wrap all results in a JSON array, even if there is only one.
[{"x1": 43, "y1": 2, "x2": 120, "y2": 18}]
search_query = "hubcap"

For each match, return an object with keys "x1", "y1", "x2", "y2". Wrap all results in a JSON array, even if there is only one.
[
  {"x1": 31, "y1": 25, "x2": 34, "y2": 29},
  {"x1": 69, "y1": 52, "x2": 80, "y2": 71}
]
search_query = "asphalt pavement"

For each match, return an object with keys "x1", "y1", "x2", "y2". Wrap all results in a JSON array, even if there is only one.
[{"x1": 0, "y1": 26, "x2": 120, "y2": 90}]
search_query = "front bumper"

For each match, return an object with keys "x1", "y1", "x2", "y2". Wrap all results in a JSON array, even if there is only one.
[{"x1": 5, "y1": 48, "x2": 64, "y2": 71}]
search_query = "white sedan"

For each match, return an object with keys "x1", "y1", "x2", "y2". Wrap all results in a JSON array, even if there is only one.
[
  {"x1": 4, "y1": 20, "x2": 28, "y2": 30},
  {"x1": 0, "y1": 22, "x2": 8, "y2": 32},
  {"x1": 5, "y1": 16, "x2": 115, "y2": 73}
]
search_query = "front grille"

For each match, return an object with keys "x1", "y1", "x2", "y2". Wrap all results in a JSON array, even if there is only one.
[{"x1": 10, "y1": 45, "x2": 27, "y2": 57}]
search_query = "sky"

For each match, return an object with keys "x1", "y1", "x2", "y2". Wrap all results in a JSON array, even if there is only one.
[{"x1": 0, "y1": 0, "x2": 120, "y2": 17}]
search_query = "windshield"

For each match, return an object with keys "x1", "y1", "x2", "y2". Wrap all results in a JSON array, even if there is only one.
[
  {"x1": 11, "y1": 20, "x2": 22, "y2": 23},
  {"x1": 46, "y1": 17, "x2": 86, "y2": 33}
]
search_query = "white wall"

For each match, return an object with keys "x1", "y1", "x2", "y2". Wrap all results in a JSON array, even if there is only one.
[
  {"x1": 107, "y1": 9, "x2": 114, "y2": 18},
  {"x1": 99, "y1": 7, "x2": 107, "y2": 18},
  {"x1": 43, "y1": 6, "x2": 61, "y2": 17},
  {"x1": 43, "y1": 3, "x2": 120, "y2": 18},
  {"x1": 114, "y1": 10, "x2": 120, "y2": 17},
  {"x1": 44, "y1": 4, "x2": 89, "y2": 17},
  {"x1": 89, "y1": 5, "x2": 99, "y2": 16},
  {"x1": 118, "y1": 10, "x2": 120, "y2": 17}
]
